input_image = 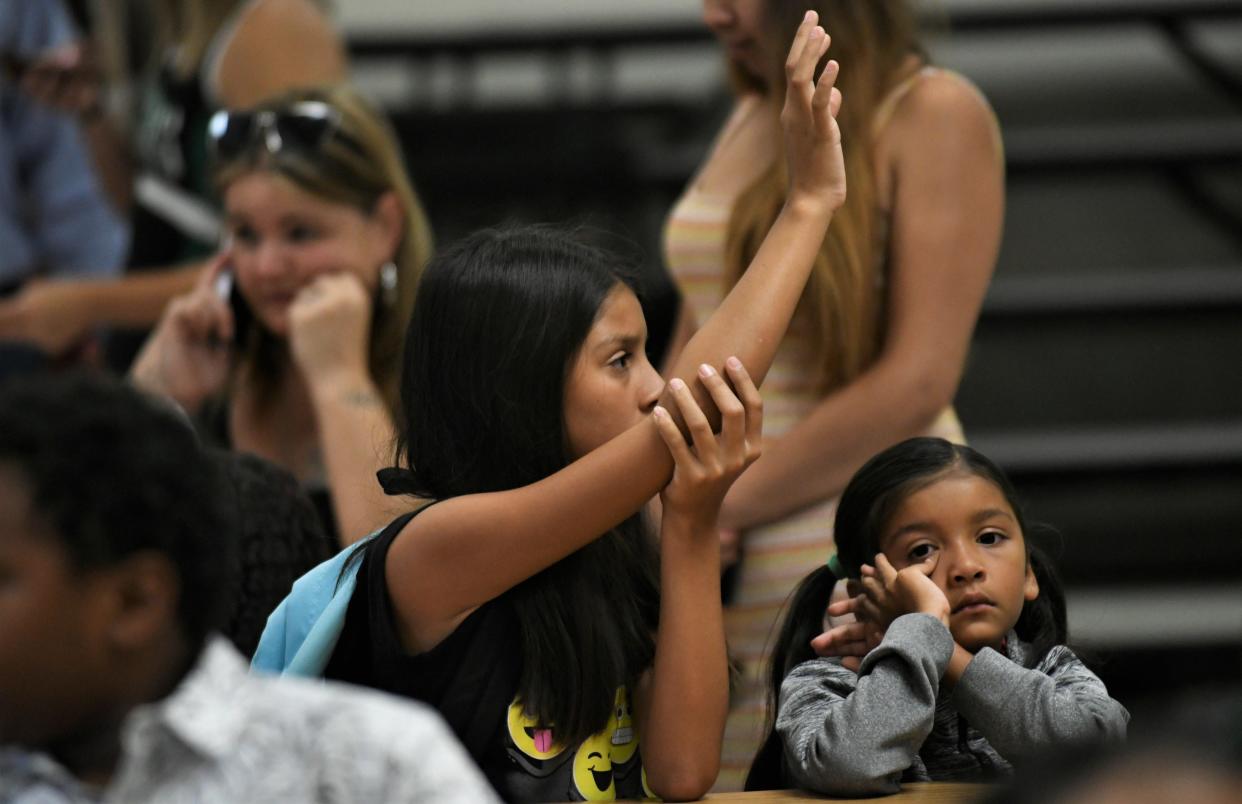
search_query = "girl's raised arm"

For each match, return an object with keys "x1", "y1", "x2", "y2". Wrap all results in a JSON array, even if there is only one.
[{"x1": 389, "y1": 11, "x2": 846, "y2": 646}]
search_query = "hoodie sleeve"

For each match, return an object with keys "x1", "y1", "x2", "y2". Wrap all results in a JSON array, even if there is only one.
[
  {"x1": 776, "y1": 613, "x2": 953, "y2": 796},
  {"x1": 953, "y1": 644, "x2": 1129, "y2": 760}
]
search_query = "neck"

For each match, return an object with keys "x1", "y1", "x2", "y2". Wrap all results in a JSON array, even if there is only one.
[{"x1": 48, "y1": 634, "x2": 198, "y2": 789}]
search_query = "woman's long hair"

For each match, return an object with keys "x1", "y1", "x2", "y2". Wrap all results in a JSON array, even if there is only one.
[
  {"x1": 723, "y1": 0, "x2": 924, "y2": 391},
  {"x1": 747, "y1": 437, "x2": 1068, "y2": 790},
  {"x1": 212, "y1": 84, "x2": 434, "y2": 417},
  {"x1": 392, "y1": 224, "x2": 659, "y2": 747}
]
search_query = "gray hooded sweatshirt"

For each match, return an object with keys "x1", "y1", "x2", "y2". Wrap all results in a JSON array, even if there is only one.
[{"x1": 776, "y1": 613, "x2": 1129, "y2": 797}]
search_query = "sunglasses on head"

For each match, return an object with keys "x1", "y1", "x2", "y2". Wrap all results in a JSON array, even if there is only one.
[{"x1": 207, "y1": 100, "x2": 363, "y2": 162}]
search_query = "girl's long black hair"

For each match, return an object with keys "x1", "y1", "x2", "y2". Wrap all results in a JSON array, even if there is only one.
[
  {"x1": 387, "y1": 224, "x2": 659, "y2": 747},
  {"x1": 746, "y1": 437, "x2": 1068, "y2": 790}
]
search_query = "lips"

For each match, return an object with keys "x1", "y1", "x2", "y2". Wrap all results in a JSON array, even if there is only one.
[{"x1": 952, "y1": 593, "x2": 995, "y2": 614}]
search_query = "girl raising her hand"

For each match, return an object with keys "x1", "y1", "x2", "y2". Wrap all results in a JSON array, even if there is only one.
[{"x1": 277, "y1": 12, "x2": 847, "y2": 801}]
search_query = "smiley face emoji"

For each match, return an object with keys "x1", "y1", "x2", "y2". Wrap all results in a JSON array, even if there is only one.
[
  {"x1": 606, "y1": 686, "x2": 638, "y2": 765},
  {"x1": 572, "y1": 730, "x2": 616, "y2": 800},
  {"x1": 507, "y1": 699, "x2": 564, "y2": 761}
]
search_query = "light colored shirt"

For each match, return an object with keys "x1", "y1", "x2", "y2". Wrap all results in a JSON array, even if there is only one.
[
  {"x1": 0, "y1": 0, "x2": 128, "y2": 286},
  {"x1": 0, "y1": 637, "x2": 500, "y2": 803}
]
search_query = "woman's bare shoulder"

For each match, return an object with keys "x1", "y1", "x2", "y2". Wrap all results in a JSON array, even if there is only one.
[{"x1": 890, "y1": 69, "x2": 1000, "y2": 142}]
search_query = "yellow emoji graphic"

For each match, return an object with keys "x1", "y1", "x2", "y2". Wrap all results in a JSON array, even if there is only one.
[
  {"x1": 507, "y1": 699, "x2": 564, "y2": 761},
  {"x1": 572, "y1": 730, "x2": 616, "y2": 800},
  {"x1": 606, "y1": 686, "x2": 638, "y2": 765},
  {"x1": 641, "y1": 766, "x2": 660, "y2": 801}
]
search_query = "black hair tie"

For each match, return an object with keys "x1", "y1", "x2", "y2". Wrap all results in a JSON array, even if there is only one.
[{"x1": 377, "y1": 467, "x2": 421, "y2": 496}]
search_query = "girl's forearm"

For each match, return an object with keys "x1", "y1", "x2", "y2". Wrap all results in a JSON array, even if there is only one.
[
  {"x1": 639, "y1": 516, "x2": 728, "y2": 800},
  {"x1": 668, "y1": 203, "x2": 834, "y2": 398}
]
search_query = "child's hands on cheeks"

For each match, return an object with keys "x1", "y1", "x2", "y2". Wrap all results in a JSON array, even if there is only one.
[
  {"x1": 651, "y1": 357, "x2": 763, "y2": 534},
  {"x1": 861, "y1": 553, "x2": 951, "y2": 628},
  {"x1": 812, "y1": 554, "x2": 950, "y2": 671}
]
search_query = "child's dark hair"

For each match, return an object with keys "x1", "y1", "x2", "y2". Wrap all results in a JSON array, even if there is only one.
[
  {"x1": 747, "y1": 436, "x2": 1068, "y2": 790},
  {"x1": 382, "y1": 224, "x2": 658, "y2": 747},
  {"x1": 0, "y1": 371, "x2": 236, "y2": 650}
]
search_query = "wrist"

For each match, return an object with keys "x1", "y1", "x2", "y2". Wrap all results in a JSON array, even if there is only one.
[
  {"x1": 660, "y1": 506, "x2": 719, "y2": 542},
  {"x1": 780, "y1": 194, "x2": 837, "y2": 223},
  {"x1": 942, "y1": 643, "x2": 974, "y2": 689},
  {"x1": 308, "y1": 368, "x2": 376, "y2": 404}
]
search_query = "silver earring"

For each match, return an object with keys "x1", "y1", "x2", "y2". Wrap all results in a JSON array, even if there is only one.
[{"x1": 379, "y1": 261, "x2": 398, "y2": 307}]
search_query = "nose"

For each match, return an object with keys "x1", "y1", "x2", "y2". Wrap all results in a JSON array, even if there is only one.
[
  {"x1": 945, "y1": 544, "x2": 986, "y2": 586},
  {"x1": 253, "y1": 239, "x2": 288, "y2": 280},
  {"x1": 639, "y1": 362, "x2": 664, "y2": 414},
  {"x1": 702, "y1": 0, "x2": 734, "y2": 32}
]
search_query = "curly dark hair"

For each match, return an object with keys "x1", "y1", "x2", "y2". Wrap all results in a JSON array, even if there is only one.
[
  {"x1": 213, "y1": 451, "x2": 331, "y2": 657},
  {"x1": 0, "y1": 371, "x2": 235, "y2": 648}
]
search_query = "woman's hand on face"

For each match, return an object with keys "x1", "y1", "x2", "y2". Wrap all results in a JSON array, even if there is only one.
[
  {"x1": 129, "y1": 253, "x2": 234, "y2": 413},
  {"x1": 287, "y1": 272, "x2": 372, "y2": 389},
  {"x1": 857, "y1": 553, "x2": 951, "y2": 629},
  {"x1": 781, "y1": 11, "x2": 846, "y2": 216},
  {"x1": 651, "y1": 357, "x2": 763, "y2": 533}
]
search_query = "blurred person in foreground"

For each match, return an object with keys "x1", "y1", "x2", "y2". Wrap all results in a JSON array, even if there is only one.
[{"x1": 0, "y1": 371, "x2": 498, "y2": 803}]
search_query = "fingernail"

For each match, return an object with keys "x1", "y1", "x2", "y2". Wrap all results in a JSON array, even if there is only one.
[
  {"x1": 699, "y1": 363, "x2": 715, "y2": 378},
  {"x1": 653, "y1": 405, "x2": 667, "y2": 419},
  {"x1": 726, "y1": 356, "x2": 742, "y2": 371},
  {"x1": 803, "y1": 10, "x2": 814, "y2": 23},
  {"x1": 809, "y1": 26, "x2": 823, "y2": 39},
  {"x1": 669, "y1": 378, "x2": 685, "y2": 391}
]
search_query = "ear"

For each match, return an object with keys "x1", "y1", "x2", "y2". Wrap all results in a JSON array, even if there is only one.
[
  {"x1": 368, "y1": 191, "x2": 405, "y2": 266},
  {"x1": 104, "y1": 552, "x2": 182, "y2": 651},
  {"x1": 1023, "y1": 560, "x2": 1040, "y2": 602}
]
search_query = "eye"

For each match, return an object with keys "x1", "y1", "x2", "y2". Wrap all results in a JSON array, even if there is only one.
[
  {"x1": 608, "y1": 351, "x2": 631, "y2": 371},
  {"x1": 285, "y1": 222, "x2": 321, "y2": 243},
  {"x1": 908, "y1": 543, "x2": 936, "y2": 562},
  {"x1": 231, "y1": 224, "x2": 258, "y2": 247},
  {"x1": 978, "y1": 530, "x2": 1005, "y2": 546}
]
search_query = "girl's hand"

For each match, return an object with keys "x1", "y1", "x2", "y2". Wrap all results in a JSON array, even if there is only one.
[
  {"x1": 781, "y1": 11, "x2": 846, "y2": 216},
  {"x1": 815, "y1": 580, "x2": 883, "y2": 671},
  {"x1": 288, "y1": 273, "x2": 373, "y2": 389},
  {"x1": 857, "y1": 553, "x2": 951, "y2": 630},
  {"x1": 651, "y1": 357, "x2": 763, "y2": 531},
  {"x1": 130, "y1": 253, "x2": 234, "y2": 413}
]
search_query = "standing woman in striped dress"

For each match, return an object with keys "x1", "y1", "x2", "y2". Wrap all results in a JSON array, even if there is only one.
[{"x1": 665, "y1": 0, "x2": 1005, "y2": 789}]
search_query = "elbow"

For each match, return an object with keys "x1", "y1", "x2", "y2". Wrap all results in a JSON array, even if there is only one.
[
  {"x1": 894, "y1": 361, "x2": 959, "y2": 432},
  {"x1": 791, "y1": 744, "x2": 904, "y2": 797},
  {"x1": 646, "y1": 760, "x2": 720, "y2": 802}
]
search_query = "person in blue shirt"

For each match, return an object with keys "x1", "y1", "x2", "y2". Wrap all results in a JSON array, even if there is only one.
[{"x1": 0, "y1": 0, "x2": 127, "y2": 295}]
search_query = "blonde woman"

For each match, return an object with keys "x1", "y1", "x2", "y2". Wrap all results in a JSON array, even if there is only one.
[
  {"x1": 132, "y1": 86, "x2": 433, "y2": 547},
  {"x1": 666, "y1": 0, "x2": 1004, "y2": 788},
  {"x1": 0, "y1": 0, "x2": 347, "y2": 358}
]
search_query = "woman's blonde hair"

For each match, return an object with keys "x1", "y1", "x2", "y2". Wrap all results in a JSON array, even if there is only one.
[
  {"x1": 724, "y1": 0, "x2": 922, "y2": 390},
  {"x1": 212, "y1": 84, "x2": 434, "y2": 416}
]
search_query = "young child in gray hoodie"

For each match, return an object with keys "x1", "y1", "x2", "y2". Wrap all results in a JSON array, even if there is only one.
[{"x1": 746, "y1": 438, "x2": 1128, "y2": 796}]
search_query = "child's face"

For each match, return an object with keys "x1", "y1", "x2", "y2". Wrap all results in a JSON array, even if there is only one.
[
  {"x1": 877, "y1": 472, "x2": 1039, "y2": 653},
  {"x1": 0, "y1": 472, "x2": 117, "y2": 748},
  {"x1": 563, "y1": 285, "x2": 665, "y2": 459}
]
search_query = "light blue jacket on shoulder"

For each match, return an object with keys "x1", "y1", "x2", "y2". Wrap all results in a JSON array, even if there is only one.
[{"x1": 251, "y1": 540, "x2": 370, "y2": 677}]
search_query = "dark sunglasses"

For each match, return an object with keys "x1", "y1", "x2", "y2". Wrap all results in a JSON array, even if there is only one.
[{"x1": 207, "y1": 100, "x2": 363, "y2": 162}]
